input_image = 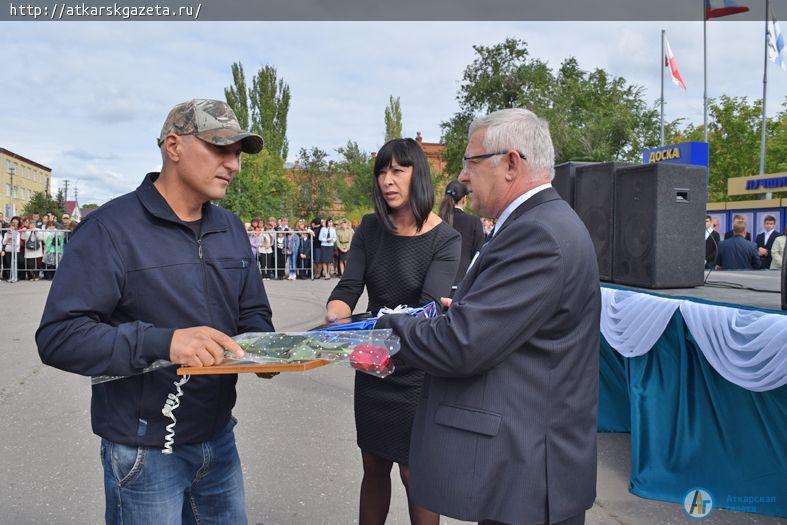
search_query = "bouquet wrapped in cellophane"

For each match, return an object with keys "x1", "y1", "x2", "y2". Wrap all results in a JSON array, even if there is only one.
[
  {"x1": 232, "y1": 329, "x2": 399, "y2": 377},
  {"x1": 91, "y1": 329, "x2": 400, "y2": 385}
]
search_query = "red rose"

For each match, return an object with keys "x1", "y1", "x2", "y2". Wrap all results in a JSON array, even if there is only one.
[{"x1": 350, "y1": 344, "x2": 391, "y2": 374}]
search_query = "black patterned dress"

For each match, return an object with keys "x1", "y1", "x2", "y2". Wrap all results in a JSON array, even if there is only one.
[{"x1": 328, "y1": 214, "x2": 460, "y2": 464}]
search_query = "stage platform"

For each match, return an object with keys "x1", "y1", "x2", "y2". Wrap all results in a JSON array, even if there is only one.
[{"x1": 606, "y1": 270, "x2": 784, "y2": 311}]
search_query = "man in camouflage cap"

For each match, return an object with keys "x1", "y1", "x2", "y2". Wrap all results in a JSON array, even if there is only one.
[
  {"x1": 38, "y1": 98, "x2": 273, "y2": 524},
  {"x1": 158, "y1": 98, "x2": 264, "y2": 154}
]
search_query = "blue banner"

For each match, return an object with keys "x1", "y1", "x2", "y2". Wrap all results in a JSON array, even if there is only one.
[{"x1": 642, "y1": 141, "x2": 709, "y2": 168}]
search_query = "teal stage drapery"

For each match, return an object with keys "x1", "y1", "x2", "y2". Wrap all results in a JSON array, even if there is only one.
[{"x1": 598, "y1": 310, "x2": 787, "y2": 518}]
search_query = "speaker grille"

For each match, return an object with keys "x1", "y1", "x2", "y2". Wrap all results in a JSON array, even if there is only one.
[{"x1": 612, "y1": 163, "x2": 706, "y2": 288}]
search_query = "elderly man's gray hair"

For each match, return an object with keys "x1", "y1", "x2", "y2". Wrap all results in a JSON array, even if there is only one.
[{"x1": 468, "y1": 108, "x2": 555, "y2": 180}]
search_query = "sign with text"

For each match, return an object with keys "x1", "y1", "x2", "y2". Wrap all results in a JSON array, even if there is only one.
[
  {"x1": 642, "y1": 141, "x2": 709, "y2": 168},
  {"x1": 728, "y1": 173, "x2": 787, "y2": 196}
]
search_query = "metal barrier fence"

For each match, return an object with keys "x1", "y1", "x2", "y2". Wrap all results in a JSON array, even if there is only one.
[
  {"x1": 1, "y1": 227, "x2": 336, "y2": 283},
  {"x1": 1, "y1": 228, "x2": 70, "y2": 282},
  {"x1": 247, "y1": 229, "x2": 318, "y2": 280}
]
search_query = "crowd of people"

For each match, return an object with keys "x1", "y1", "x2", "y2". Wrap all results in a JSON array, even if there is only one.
[
  {"x1": 245, "y1": 216, "x2": 357, "y2": 280},
  {"x1": 245, "y1": 209, "x2": 494, "y2": 283},
  {"x1": 706, "y1": 213, "x2": 786, "y2": 271},
  {"x1": 0, "y1": 211, "x2": 77, "y2": 282}
]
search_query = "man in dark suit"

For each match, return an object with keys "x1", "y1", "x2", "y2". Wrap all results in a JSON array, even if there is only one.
[
  {"x1": 724, "y1": 214, "x2": 751, "y2": 241},
  {"x1": 756, "y1": 215, "x2": 782, "y2": 268},
  {"x1": 716, "y1": 221, "x2": 761, "y2": 270},
  {"x1": 705, "y1": 215, "x2": 721, "y2": 269},
  {"x1": 376, "y1": 108, "x2": 600, "y2": 525}
]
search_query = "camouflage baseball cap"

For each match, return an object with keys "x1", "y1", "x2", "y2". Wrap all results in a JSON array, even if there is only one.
[{"x1": 158, "y1": 99, "x2": 264, "y2": 154}]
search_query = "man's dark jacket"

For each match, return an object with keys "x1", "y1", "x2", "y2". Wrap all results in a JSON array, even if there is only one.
[
  {"x1": 756, "y1": 230, "x2": 783, "y2": 268},
  {"x1": 724, "y1": 229, "x2": 751, "y2": 241},
  {"x1": 716, "y1": 235, "x2": 761, "y2": 270},
  {"x1": 705, "y1": 230, "x2": 721, "y2": 269},
  {"x1": 377, "y1": 188, "x2": 600, "y2": 525},
  {"x1": 36, "y1": 173, "x2": 273, "y2": 447}
]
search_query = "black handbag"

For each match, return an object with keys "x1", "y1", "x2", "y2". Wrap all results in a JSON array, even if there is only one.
[{"x1": 25, "y1": 232, "x2": 40, "y2": 251}]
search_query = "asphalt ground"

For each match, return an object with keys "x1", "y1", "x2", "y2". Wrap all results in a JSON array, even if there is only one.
[{"x1": 0, "y1": 279, "x2": 783, "y2": 525}]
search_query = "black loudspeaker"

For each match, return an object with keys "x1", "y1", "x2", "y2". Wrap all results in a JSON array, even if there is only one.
[
  {"x1": 553, "y1": 162, "x2": 596, "y2": 208},
  {"x1": 612, "y1": 163, "x2": 706, "y2": 289},
  {"x1": 574, "y1": 162, "x2": 633, "y2": 281}
]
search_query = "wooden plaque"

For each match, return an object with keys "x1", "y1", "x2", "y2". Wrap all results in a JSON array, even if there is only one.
[{"x1": 177, "y1": 359, "x2": 330, "y2": 375}]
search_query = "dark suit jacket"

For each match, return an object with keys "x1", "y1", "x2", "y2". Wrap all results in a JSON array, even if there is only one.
[
  {"x1": 448, "y1": 208, "x2": 485, "y2": 284},
  {"x1": 716, "y1": 236, "x2": 761, "y2": 270},
  {"x1": 756, "y1": 230, "x2": 782, "y2": 268},
  {"x1": 377, "y1": 188, "x2": 600, "y2": 525},
  {"x1": 705, "y1": 230, "x2": 721, "y2": 269},
  {"x1": 724, "y1": 229, "x2": 751, "y2": 241}
]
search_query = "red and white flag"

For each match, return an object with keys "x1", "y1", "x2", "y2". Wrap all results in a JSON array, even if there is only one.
[{"x1": 664, "y1": 36, "x2": 687, "y2": 91}]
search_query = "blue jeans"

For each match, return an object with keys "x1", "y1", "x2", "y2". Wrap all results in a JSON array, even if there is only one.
[
  {"x1": 288, "y1": 252, "x2": 298, "y2": 277},
  {"x1": 101, "y1": 418, "x2": 247, "y2": 525}
]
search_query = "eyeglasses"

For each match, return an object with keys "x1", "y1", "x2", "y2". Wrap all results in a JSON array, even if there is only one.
[{"x1": 462, "y1": 150, "x2": 527, "y2": 171}]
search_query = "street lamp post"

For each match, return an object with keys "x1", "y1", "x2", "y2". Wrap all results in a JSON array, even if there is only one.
[{"x1": 8, "y1": 166, "x2": 15, "y2": 216}]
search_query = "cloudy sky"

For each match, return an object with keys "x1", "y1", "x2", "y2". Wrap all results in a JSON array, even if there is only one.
[{"x1": 2, "y1": 20, "x2": 787, "y2": 205}]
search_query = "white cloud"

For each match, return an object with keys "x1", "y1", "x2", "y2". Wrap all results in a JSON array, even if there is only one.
[{"x1": 3, "y1": 21, "x2": 786, "y2": 205}]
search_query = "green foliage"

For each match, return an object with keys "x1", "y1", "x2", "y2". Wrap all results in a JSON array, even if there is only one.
[
  {"x1": 440, "y1": 112, "x2": 474, "y2": 178},
  {"x1": 335, "y1": 140, "x2": 374, "y2": 211},
  {"x1": 547, "y1": 58, "x2": 662, "y2": 162},
  {"x1": 289, "y1": 147, "x2": 336, "y2": 218},
  {"x1": 384, "y1": 95, "x2": 403, "y2": 142},
  {"x1": 251, "y1": 65, "x2": 291, "y2": 161},
  {"x1": 224, "y1": 62, "x2": 291, "y2": 160},
  {"x1": 224, "y1": 62, "x2": 250, "y2": 131},
  {"x1": 55, "y1": 188, "x2": 66, "y2": 213},
  {"x1": 768, "y1": 104, "x2": 787, "y2": 174},
  {"x1": 220, "y1": 149, "x2": 292, "y2": 221},
  {"x1": 81, "y1": 203, "x2": 99, "y2": 209},
  {"x1": 670, "y1": 96, "x2": 787, "y2": 202},
  {"x1": 440, "y1": 38, "x2": 665, "y2": 175},
  {"x1": 221, "y1": 61, "x2": 295, "y2": 219},
  {"x1": 23, "y1": 191, "x2": 62, "y2": 217}
]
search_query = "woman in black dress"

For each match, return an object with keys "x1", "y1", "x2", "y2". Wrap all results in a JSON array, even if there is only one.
[
  {"x1": 438, "y1": 179, "x2": 485, "y2": 284},
  {"x1": 326, "y1": 138, "x2": 460, "y2": 525}
]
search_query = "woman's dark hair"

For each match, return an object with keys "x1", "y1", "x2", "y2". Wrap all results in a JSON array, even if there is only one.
[
  {"x1": 372, "y1": 138, "x2": 435, "y2": 233},
  {"x1": 438, "y1": 180, "x2": 470, "y2": 226}
]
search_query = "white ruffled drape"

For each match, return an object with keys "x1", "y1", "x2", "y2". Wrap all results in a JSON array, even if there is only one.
[{"x1": 600, "y1": 287, "x2": 787, "y2": 392}]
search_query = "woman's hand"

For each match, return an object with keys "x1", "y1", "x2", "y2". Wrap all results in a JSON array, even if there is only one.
[{"x1": 325, "y1": 300, "x2": 352, "y2": 325}]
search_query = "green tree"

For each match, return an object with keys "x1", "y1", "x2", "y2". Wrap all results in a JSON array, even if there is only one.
[
  {"x1": 440, "y1": 38, "x2": 664, "y2": 175},
  {"x1": 224, "y1": 62, "x2": 290, "y2": 160},
  {"x1": 384, "y1": 95, "x2": 403, "y2": 142},
  {"x1": 767, "y1": 101, "x2": 787, "y2": 174},
  {"x1": 548, "y1": 58, "x2": 664, "y2": 162},
  {"x1": 222, "y1": 62, "x2": 293, "y2": 220},
  {"x1": 221, "y1": 149, "x2": 293, "y2": 220},
  {"x1": 289, "y1": 147, "x2": 336, "y2": 217},
  {"x1": 54, "y1": 188, "x2": 66, "y2": 215},
  {"x1": 250, "y1": 65, "x2": 291, "y2": 161},
  {"x1": 667, "y1": 96, "x2": 787, "y2": 201},
  {"x1": 23, "y1": 190, "x2": 61, "y2": 217},
  {"x1": 224, "y1": 62, "x2": 250, "y2": 131},
  {"x1": 81, "y1": 203, "x2": 99, "y2": 209},
  {"x1": 335, "y1": 140, "x2": 374, "y2": 211}
]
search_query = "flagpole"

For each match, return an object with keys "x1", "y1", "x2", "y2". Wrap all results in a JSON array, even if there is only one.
[
  {"x1": 760, "y1": 0, "x2": 770, "y2": 178},
  {"x1": 702, "y1": 7, "x2": 708, "y2": 142},
  {"x1": 703, "y1": 6, "x2": 708, "y2": 143},
  {"x1": 661, "y1": 29, "x2": 666, "y2": 145}
]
